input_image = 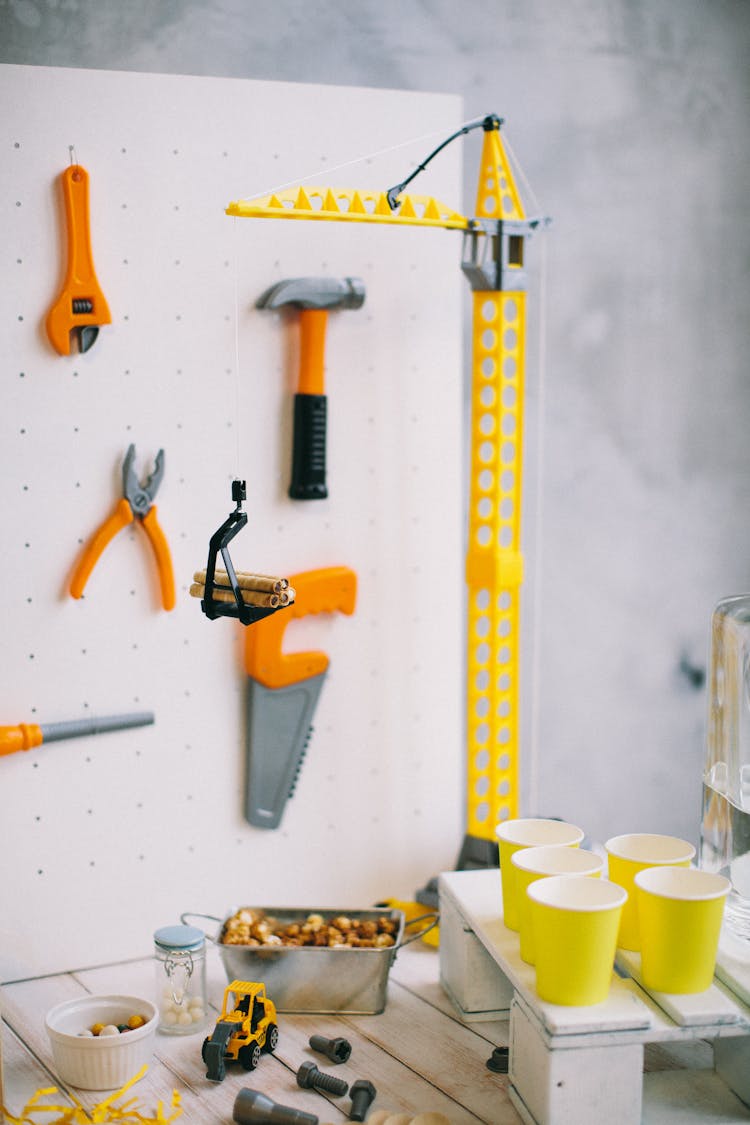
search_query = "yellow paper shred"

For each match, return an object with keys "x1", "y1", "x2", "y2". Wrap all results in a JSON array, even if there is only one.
[{"x1": 2, "y1": 1066, "x2": 182, "y2": 1125}]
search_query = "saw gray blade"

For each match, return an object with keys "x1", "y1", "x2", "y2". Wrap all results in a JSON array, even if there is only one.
[{"x1": 244, "y1": 672, "x2": 326, "y2": 829}]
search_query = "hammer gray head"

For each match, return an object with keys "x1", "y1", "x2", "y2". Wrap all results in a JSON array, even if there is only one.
[{"x1": 256, "y1": 276, "x2": 365, "y2": 312}]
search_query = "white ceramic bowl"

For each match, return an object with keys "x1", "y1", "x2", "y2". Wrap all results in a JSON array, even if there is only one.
[{"x1": 45, "y1": 994, "x2": 157, "y2": 1089}]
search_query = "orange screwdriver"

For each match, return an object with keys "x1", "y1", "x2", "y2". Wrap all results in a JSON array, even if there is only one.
[{"x1": 0, "y1": 711, "x2": 154, "y2": 758}]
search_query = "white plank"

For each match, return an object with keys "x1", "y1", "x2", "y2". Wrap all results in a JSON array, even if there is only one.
[
  {"x1": 717, "y1": 929, "x2": 750, "y2": 1007},
  {"x1": 2, "y1": 1019, "x2": 76, "y2": 1119},
  {"x1": 617, "y1": 949, "x2": 748, "y2": 1028},
  {"x1": 344, "y1": 980, "x2": 521, "y2": 1123},
  {"x1": 389, "y1": 942, "x2": 510, "y2": 1045}
]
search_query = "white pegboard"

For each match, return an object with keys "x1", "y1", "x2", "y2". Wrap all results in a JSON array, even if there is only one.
[{"x1": 0, "y1": 65, "x2": 464, "y2": 977}]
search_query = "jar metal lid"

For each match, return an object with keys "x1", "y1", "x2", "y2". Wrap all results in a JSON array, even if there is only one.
[{"x1": 154, "y1": 923, "x2": 205, "y2": 951}]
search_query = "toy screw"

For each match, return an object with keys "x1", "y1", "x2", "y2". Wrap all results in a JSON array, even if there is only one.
[
  {"x1": 296, "y1": 1060, "x2": 349, "y2": 1096},
  {"x1": 309, "y1": 1034, "x2": 352, "y2": 1064},
  {"x1": 233, "y1": 1088, "x2": 319, "y2": 1125},
  {"x1": 486, "y1": 1045, "x2": 509, "y2": 1073},
  {"x1": 348, "y1": 1079, "x2": 376, "y2": 1121}
]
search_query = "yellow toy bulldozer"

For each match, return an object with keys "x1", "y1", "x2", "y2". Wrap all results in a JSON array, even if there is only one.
[{"x1": 202, "y1": 979, "x2": 279, "y2": 1082}]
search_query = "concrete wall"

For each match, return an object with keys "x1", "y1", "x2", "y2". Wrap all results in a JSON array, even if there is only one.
[{"x1": 2, "y1": 0, "x2": 749, "y2": 849}]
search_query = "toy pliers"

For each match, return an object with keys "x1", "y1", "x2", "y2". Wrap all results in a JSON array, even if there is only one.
[{"x1": 70, "y1": 444, "x2": 176, "y2": 611}]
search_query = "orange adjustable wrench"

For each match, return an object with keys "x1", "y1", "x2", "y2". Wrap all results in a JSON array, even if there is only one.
[{"x1": 46, "y1": 163, "x2": 111, "y2": 355}]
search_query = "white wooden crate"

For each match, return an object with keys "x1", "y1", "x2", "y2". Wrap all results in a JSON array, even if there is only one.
[{"x1": 439, "y1": 869, "x2": 750, "y2": 1125}]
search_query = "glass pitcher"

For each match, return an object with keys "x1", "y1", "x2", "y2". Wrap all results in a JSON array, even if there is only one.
[{"x1": 699, "y1": 594, "x2": 750, "y2": 941}]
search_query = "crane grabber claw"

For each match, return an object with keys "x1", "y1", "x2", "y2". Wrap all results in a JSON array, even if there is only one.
[{"x1": 192, "y1": 480, "x2": 296, "y2": 627}]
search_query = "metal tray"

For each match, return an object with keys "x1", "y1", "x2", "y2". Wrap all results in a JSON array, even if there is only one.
[{"x1": 184, "y1": 906, "x2": 435, "y2": 1014}]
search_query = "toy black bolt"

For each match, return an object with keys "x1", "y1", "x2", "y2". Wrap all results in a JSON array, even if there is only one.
[
  {"x1": 309, "y1": 1034, "x2": 352, "y2": 1064},
  {"x1": 348, "y1": 1079, "x2": 376, "y2": 1121},
  {"x1": 233, "y1": 1088, "x2": 318, "y2": 1125},
  {"x1": 296, "y1": 1060, "x2": 348, "y2": 1096},
  {"x1": 486, "y1": 1045, "x2": 509, "y2": 1073}
]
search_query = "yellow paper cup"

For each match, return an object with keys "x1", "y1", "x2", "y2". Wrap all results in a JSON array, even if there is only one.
[
  {"x1": 635, "y1": 866, "x2": 730, "y2": 993},
  {"x1": 605, "y1": 833, "x2": 695, "y2": 951},
  {"x1": 511, "y1": 846, "x2": 604, "y2": 964},
  {"x1": 496, "y1": 819, "x2": 584, "y2": 931},
  {"x1": 528, "y1": 875, "x2": 627, "y2": 1006}
]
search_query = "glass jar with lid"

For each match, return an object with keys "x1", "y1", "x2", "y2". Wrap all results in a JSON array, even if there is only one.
[{"x1": 154, "y1": 923, "x2": 208, "y2": 1034}]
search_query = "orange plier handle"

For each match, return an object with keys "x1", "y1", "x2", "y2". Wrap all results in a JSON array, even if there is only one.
[{"x1": 70, "y1": 497, "x2": 176, "y2": 611}]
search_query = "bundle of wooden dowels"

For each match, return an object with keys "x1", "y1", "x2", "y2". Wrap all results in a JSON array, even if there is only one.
[{"x1": 190, "y1": 569, "x2": 296, "y2": 609}]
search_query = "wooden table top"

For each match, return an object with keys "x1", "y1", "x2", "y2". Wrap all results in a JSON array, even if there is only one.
[{"x1": 1, "y1": 940, "x2": 521, "y2": 1124}]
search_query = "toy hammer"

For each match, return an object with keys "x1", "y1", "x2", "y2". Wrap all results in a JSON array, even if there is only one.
[{"x1": 257, "y1": 276, "x2": 365, "y2": 500}]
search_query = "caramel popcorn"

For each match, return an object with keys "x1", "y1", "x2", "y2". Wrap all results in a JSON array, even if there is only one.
[{"x1": 220, "y1": 910, "x2": 397, "y2": 949}]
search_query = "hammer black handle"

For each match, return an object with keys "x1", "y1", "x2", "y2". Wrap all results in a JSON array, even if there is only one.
[{"x1": 290, "y1": 392, "x2": 328, "y2": 500}]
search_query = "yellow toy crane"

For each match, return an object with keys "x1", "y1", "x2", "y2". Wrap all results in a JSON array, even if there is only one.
[{"x1": 227, "y1": 114, "x2": 548, "y2": 869}]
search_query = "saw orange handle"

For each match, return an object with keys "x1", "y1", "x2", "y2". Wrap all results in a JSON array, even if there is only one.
[
  {"x1": 245, "y1": 566, "x2": 357, "y2": 689},
  {"x1": 46, "y1": 164, "x2": 111, "y2": 356},
  {"x1": 0, "y1": 724, "x2": 43, "y2": 757},
  {"x1": 70, "y1": 497, "x2": 133, "y2": 599}
]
